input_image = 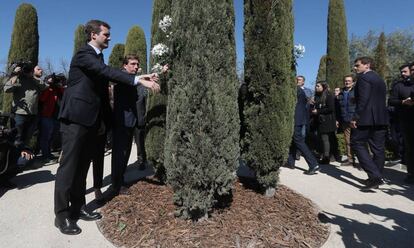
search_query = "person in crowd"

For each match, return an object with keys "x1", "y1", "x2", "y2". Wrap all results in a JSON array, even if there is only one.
[
  {"x1": 134, "y1": 69, "x2": 148, "y2": 171},
  {"x1": 286, "y1": 82, "x2": 320, "y2": 175},
  {"x1": 351, "y1": 57, "x2": 388, "y2": 191},
  {"x1": 334, "y1": 87, "x2": 341, "y2": 97},
  {"x1": 3, "y1": 64, "x2": 47, "y2": 151},
  {"x1": 38, "y1": 73, "x2": 64, "y2": 162},
  {"x1": 387, "y1": 64, "x2": 410, "y2": 165},
  {"x1": 311, "y1": 81, "x2": 338, "y2": 164},
  {"x1": 295, "y1": 75, "x2": 312, "y2": 160},
  {"x1": 54, "y1": 19, "x2": 160, "y2": 235},
  {"x1": 0, "y1": 114, "x2": 34, "y2": 188},
  {"x1": 337, "y1": 75, "x2": 356, "y2": 166},
  {"x1": 388, "y1": 62, "x2": 414, "y2": 184}
]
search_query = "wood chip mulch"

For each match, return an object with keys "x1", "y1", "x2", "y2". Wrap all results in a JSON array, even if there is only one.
[{"x1": 98, "y1": 178, "x2": 329, "y2": 248}]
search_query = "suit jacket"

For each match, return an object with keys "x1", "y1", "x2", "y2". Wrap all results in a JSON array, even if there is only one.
[
  {"x1": 294, "y1": 86, "x2": 309, "y2": 126},
  {"x1": 353, "y1": 70, "x2": 388, "y2": 126},
  {"x1": 113, "y1": 75, "x2": 139, "y2": 128},
  {"x1": 59, "y1": 45, "x2": 135, "y2": 127}
]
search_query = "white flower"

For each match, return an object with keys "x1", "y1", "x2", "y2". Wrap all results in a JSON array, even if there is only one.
[
  {"x1": 151, "y1": 63, "x2": 163, "y2": 73},
  {"x1": 294, "y1": 43, "x2": 306, "y2": 59},
  {"x1": 151, "y1": 43, "x2": 169, "y2": 57},
  {"x1": 159, "y1": 15, "x2": 172, "y2": 33}
]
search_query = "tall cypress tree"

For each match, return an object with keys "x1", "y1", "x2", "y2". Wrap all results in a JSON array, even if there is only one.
[
  {"x1": 124, "y1": 26, "x2": 147, "y2": 73},
  {"x1": 243, "y1": 0, "x2": 295, "y2": 194},
  {"x1": 374, "y1": 32, "x2": 389, "y2": 82},
  {"x1": 164, "y1": 0, "x2": 239, "y2": 219},
  {"x1": 2, "y1": 3, "x2": 39, "y2": 113},
  {"x1": 146, "y1": 0, "x2": 172, "y2": 182},
  {"x1": 326, "y1": 0, "x2": 350, "y2": 90},
  {"x1": 73, "y1": 24, "x2": 87, "y2": 55},
  {"x1": 316, "y1": 55, "x2": 327, "y2": 82},
  {"x1": 108, "y1": 44, "x2": 125, "y2": 68}
]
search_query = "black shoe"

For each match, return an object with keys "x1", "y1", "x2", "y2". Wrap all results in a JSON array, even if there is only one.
[
  {"x1": 283, "y1": 163, "x2": 295, "y2": 169},
  {"x1": 79, "y1": 209, "x2": 102, "y2": 221},
  {"x1": 119, "y1": 186, "x2": 130, "y2": 195},
  {"x1": 54, "y1": 218, "x2": 81, "y2": 235},
  {"x1": 318, "y1": 157, "x2": 330, "y2": 165},
  {"x1": 361, "y1": 178, "x2": 384, "y2": 191},
  {"x1": 305, "y1": 165, "x2": 320, "y2": 175}
]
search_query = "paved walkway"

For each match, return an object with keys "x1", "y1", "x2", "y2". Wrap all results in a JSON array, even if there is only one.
[{"x1": 1, "y1": 148, "x2": 413, "y2": 248}]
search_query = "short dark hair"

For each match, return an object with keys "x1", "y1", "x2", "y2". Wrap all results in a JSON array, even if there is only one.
[
  {"x1": 343, "y1": 74, "x2": 354, "y2": 81},
  {"x1": 355, "y1": 56, "x2": 375, "y2": 69},
  {"x1": 122, "y1": 54, "x2": 140, "y2": 66},
  {"x1": 399, "y1": 64, "x2": 410, "y2": 71},
  {"x1": 296, "y1": 75, "x2": 305, "y2": 81},
  {"x1": 85, "y1": 20, "x2": 111, "y2": 42}
]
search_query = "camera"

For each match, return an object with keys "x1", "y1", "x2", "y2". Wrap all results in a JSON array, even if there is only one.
[
  {"x1": 0, "y1": 114, "x2": 12, "y2": 142},
  {"x1": 45, "y1": 73, "x2": 66, "y2": 86},
  {"x1": 8, "y1": 60, "x2": 34, "y2": 76}
]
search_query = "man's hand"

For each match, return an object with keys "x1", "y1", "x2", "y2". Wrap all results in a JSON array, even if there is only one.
[
  {"x1": 350, "y1": 120, "x2": 357, "y2": 129},
  {"x1": 140, "y1": 78, "x2": 160, "y2": 93},
  {"x1": 21, "y1": 150, "x2": 34, "y2": 160},
  {"x1": 402, "y1": 97, "x2": 414, "y2": 106},
  {"x1": 311, "y1": 109, "x2": 318, "y2": 114},
  {"x1": 13, "y1": 66, "x2": 21, "y2": 74}
]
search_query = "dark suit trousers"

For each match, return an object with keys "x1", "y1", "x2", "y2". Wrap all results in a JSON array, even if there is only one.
[
  {"x1": 92, "y1": 132, "x2": 106, "y2": 189},
  {"x1": 111, "y1": 125, "x2": 134, "y2": 190},
  {"x1": 287, "y1": 125, "x2": 318, "y2": 169},
  {"x1": 401, "y1": 121, "x2": 414, "y2": 175},
  {"x1": 351, "y1": 126, "x2": 387, "y2": 180},
  {"x1": 54, "y1": 121, "x2": 98, "y2": 220},
  {"x1": 134, "y1": 127, "x2": 146, "y2": 161}
]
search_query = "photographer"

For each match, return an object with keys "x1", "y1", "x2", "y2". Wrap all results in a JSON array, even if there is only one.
[
  {"x1": 38, "y1": 73, "x2": 65, "y2": 162},
  {"x1": 3, "y1": 62, "x2": 47, "y2": 150},
  {"x1": 0, "y1": 114, "x2": 34, "y2": 188}
]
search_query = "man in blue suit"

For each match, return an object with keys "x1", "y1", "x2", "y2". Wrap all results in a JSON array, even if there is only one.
[
  {"x1": 110, "y1": 55, "x2": 142, "y2": 195},
  {"x1": 286, "y1": 85, "x2": 320, "y2": 175},
  {"x1": 351, "y1": 57, "x2": 389, "y2": 191}
]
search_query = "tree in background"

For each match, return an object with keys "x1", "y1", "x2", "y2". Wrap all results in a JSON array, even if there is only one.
[
  {"x1": 145, "y1": 0, "x2": 172, "y2": 182},
  {"x1": 316, "y1": 55, "x2": 327, "y2": 83},
  {"x1": 164, "y1": 0, "x2": 239, "y2": 219},
  {"x1": 108, "y1": 44, "x2": 125, "y2": 68},
  {"x1": 124, "y1": 26, "x2": 147, "y2": 73},
  {"x1": 242, "y1": 0, "x2": 295, "y2": 195},
  {"x1": 73, "y1": 24, "x2": 87, "y2": 55},
  {"x1": 326, "y1": 0, "x2": 350, "y2": 90},
  {"x1": 374, "y1": 32, "x2": 389, "y2": 81},
  {"x1": 349, "y1": 29, "x2": 414, "y2": 83},
  {"x1": 2, "y1": 3, "x2": 39, "y2": 113}
]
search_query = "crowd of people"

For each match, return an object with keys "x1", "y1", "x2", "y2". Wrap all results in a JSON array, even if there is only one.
[
  {"x1": 1, "y1": 18, "x2": 413, "y2": 236},
  {"x1": 287, "y1": 57, "x2": 414, "y2": 192}
]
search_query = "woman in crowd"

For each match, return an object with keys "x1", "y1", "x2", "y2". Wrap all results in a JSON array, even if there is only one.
[{"x1": 311, "y1": 82, "x2": 338, "y2": 164}]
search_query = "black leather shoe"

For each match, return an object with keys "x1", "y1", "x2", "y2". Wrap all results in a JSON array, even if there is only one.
[
  {"x1": 305, "y1": 165, "x2": 320, "y2": 175},
  {"x1": 361, "y1": 178, "x2": 384, "y2": 192},
  {"x1": 79, "y1": 209, "x2": 102, "y2": 221},
  {"x1": 54, "y1": 218, "x2": 81, "y2": 235}
]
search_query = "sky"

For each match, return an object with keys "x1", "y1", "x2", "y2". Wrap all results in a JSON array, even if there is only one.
[{"x1": 1, "y1": 0, "x2": 414, "y2": 88}]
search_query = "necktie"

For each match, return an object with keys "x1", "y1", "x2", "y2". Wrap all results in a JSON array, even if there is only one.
[{"x1": 98, "y1": 53, "x2": 104, "y2": 63}]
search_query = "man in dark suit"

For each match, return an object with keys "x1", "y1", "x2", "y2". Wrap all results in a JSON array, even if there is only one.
[
  {"x1": 351, "y1": 56, "x2": 389, "y2": 191},
  {"x1": 286, "y1": 86, "x2": 320, "y2": 175},
  {"x1": 110, "y1": 55, "x2": 142, "y2": 195},
  {"x1": 54, "y1": 20, "x2": 160, "y2": 235}
]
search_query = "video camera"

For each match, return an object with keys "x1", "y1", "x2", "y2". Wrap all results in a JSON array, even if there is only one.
[
  {"x1": 8, "y1": 60, "x2": 34, "y2": 76},
  {"x1": 45, "y1": 73, "x2": 66, "y2": 86}
]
